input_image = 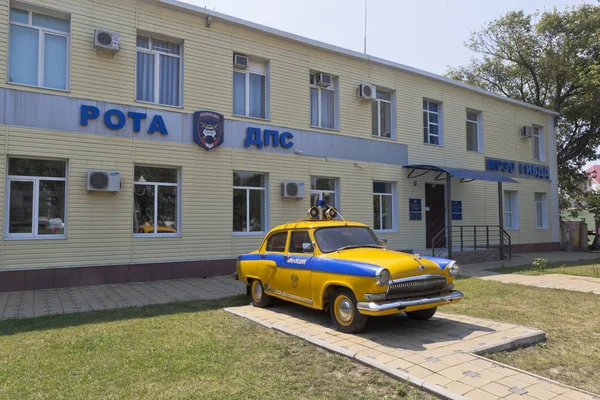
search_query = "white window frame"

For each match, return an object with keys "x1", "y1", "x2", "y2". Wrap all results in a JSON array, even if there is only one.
[
  {"x1": 5, "y1": 158, "x2": 68, "y2": 240},
  {"x1": 503, "y1": 191, "x2": 519, "y2": 230},
  {"x1": 466, "y1": 109, "x2": 484, "y2": 152},
  {"x1": 534, "y1": 192, "x2": 548, "y2": 229},
  {"x1": 233, "y1": 58, "x2": 269, "y2": 119},
  {"x1": 372, "y1": 89, "x2": 395, "y2": 139},
  {"x1": 373, "y1": 182, "x2": 396, "y2": 232},
  {"x1": 233, "y1": 173, "x2": 268, "y2": 235},
  {"x1": 135, "y1": 35, "x2": 183, "y2": 107},
  {"x1": 8, "y1": 6, "x2": 71, "y2": 91},
  {"x1": 133, "y1": 166, "x2": 181, "y2": 237},
  {"x1": 423, "y1": 99, "x2": 443, "y2": 146},
  {"x1": 310, "y1": 177, "x2": 339, "y2": 209},
  {"x1": 310, "y1": 73, "x2": 338, "y2": 130},
  {"x1": 532, "y1": 126, "x2": 545, "y2": 162}
]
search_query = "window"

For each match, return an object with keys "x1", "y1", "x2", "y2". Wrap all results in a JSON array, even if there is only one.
[
  {"x1": 310, "y1": 73, "x2": 337, "y2": 129},
  {"x1": 314, "y1": 226, "x2": 380, "y2": 253},
  {"x1": 233, "y1": 57, "x2": 267, "y2": 119},
  {"x1": 373, "y1": 182, "x2": 394, "y2": 231},
  {"x1": 136, "y1": 35, "x2": 181, "y2": 107},
  {"x1": 134, "y1": 166, "x2": 179, "y2": 235},
  {"x1": 310, "y1": 177, "x2": 337, "y2": 208},
  {"x1": 372, "y1": 90, "x2": 393, "y2": 138},
  {"x1": 266, "y1": 232, "x2": 287, "y2": 252},
  {"x1": 289, "y1": 231, "x2": 311, "y2": 253},
  {"x1": 233, "y1": 172, "x2": 266, "y2": 233},
  {"x1": 423, "y1": 100, "x2": 442, "y2": 145},
  {"x1": 532, "y1": 126, "x2": 545, "y2": 162},
  {"x1": 6, "y1": 158, "x2": 67, "y2": 238},
  {"x1": 466, "y1": 110, "x2": 482, "y2": 152},
  {"x1": 534, "y1": 193, "x2": 548, "y2": 229},
  {"x1": 503, "y1": 191, "x2": 519, "y2": 230},
  {"x1": 8, "y1": 7, "x2": 70, "y2": 90}
]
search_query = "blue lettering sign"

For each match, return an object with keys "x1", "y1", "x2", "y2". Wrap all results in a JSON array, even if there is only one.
[
  {"x1": 79, "y1": 105, "x2": 168, "y2": 135},
  {"x1": 409, "y1": 198, "x2": 422, "y2": 221},
  {"x1": 244, "y1": 127, "x2": 294, "y2": 149},
  {"x1": 451, "y1": 200, "x2": 462, "y2": 220},
  {"x1": 485, "y1": 158, "x2": 516, "y2": 174},
  {"x1": 518, "y1": 162, "x2": 550, "y2": 179}
]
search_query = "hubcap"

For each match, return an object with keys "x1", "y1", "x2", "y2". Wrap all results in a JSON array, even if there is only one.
[
  {"x1": 336, "y1": 297, "x2": 353, "y2": 323},
  {"x1": 252, "y1": 282, "x2": 263, "y2": 302}
]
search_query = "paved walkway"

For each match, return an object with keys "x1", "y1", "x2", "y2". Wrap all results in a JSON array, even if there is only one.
[
  {"x1": 227, "y1": 303, "x2": 600, "y2": 400},
  {"x1": 462, "y1": 251, "x2": 600, "y2": 294},
  {"x1": 0, "y1": 276, "x2": 246, "y2": 320}
]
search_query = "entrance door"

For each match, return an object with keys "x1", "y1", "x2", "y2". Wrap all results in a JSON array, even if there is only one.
[{"x1": 425, "y1": 184, "x2": 446, "y2": 248}]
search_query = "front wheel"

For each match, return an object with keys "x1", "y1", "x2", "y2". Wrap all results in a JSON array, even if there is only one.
[
  {"x1": 406, "y1": 307, "x2": 437, "y2": 320},
  {"x1": 250, "y1": 280, "x2": 272, "y2": 308},
  {"x1": 330, "y1": 288, "x2": 368, "y2": 333}
]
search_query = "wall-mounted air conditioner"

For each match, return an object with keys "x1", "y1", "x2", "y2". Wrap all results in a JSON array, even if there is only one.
[
  {"x1": 521, "y1": 126, "x2": 533, "y2": 138},
  {"x1": 234, "y1": 54, "x2": 249, "y2": 68},
  {"x1": 315, "y1": 73, "x2": 332, "y2": 87},
  {"x1": 358, "y1": 83, "x2": 376, "y2": 100},
  {"x1": 94, "y1": 28, "x2": 120, "y2": 53},
  {"x1": 281, "y1": 181, "x2": 305, "y2": 199},
  {"x1": 87, "y1": 170, "x2": 121, "y2": 192}
]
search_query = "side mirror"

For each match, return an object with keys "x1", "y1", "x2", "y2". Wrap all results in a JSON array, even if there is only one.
[
  {"x1": 379, "y1": 238, "x2": 388, "y2": 245},
  {"x1": 302, "y1": 242, "x2": 314, "y2": 253}
]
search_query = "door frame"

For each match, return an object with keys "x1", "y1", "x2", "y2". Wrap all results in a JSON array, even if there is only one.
[{"x1": 425, "y1": 183, "x2": 447, "y2": 248}]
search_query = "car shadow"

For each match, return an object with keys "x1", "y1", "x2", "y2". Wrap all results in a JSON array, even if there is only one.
[{"x1": 263, "y1": 300, "x2": 496, "y2": 352}]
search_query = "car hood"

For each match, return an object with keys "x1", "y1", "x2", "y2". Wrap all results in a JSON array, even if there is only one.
[{"x1": 322, "y1": 248, "x2": 446, "y2": 280}]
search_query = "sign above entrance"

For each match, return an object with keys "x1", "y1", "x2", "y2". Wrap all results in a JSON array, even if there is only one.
[
  {"x1": 244, "y1": 127, "x2": 294, "y2": 149},
  {"x1": 80, "y1": 105, "x2": 168, "y2": 135},
  {"x1": 193, "y1": 111, "x2": 224, "y2": 151},
  {"x1": 485, "y1": 157, "x2": 549, "y2": 180}
]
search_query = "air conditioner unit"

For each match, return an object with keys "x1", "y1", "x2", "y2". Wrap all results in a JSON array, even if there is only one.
[
  {"x1": 94, "y1": 28, "x2": 120, "y2": 53},
  {"x1": 521, "y1": 126, "x2": 533, "y2": 138},
  {"x1": 87, "y1": 170, "x2": 121, "y2": 192},
  {"x1": 233, "y1": 54, "x2": 249, "y2": 68},
  {"x1": 358, "y1": 83, "x2": 376, "y2": 100},
  {"x1": 316, "y1": 73, "x2": 332, "y2": 87},
  {"x1": 281, "y1": 181, "x2": 305, "y2": 199}
]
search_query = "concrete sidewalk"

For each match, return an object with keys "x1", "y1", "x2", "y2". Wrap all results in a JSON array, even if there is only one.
[{"x1": 0, "y1": 276, "x2": 246, "y2": 320}]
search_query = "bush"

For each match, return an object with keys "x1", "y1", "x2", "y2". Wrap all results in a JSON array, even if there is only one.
[{"x1": 532, "y1": 258, "x2": 548, "y2": 272}]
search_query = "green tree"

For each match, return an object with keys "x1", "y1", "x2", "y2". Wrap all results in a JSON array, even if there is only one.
[{"x1": 446, "y1": 5, "x2": 600, "y2": 212}]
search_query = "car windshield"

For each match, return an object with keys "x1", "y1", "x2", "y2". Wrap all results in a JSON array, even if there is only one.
[{"x1": 314, "y1": 226, "x2": 382, "y2": 253}]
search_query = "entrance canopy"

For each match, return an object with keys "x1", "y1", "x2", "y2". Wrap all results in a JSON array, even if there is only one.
[{"x1": 404, "y1": 164, "x2": 519, "y2": 184}]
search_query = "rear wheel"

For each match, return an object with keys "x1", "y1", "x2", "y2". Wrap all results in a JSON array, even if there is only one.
[
  {"x1": 329, "y1": 288, "x2": 368, "y2": 333},
  {"x1": 250, "y1": 280, "x2": 272, "y2": 308},
  {"x1": 406, "y1": 307, "x2": 437, "y2": 320}
]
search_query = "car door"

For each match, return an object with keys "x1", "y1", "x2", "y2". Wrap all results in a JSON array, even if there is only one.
[
  {"x1": 259, "y1": 231, "x2": 289, "y2": 292},
  {"x1": 272, "y1": 230, "x2": 314, "y2": 306}
]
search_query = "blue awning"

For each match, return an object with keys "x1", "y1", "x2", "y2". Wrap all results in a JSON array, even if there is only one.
[{"x1": 403, "y1": 164, "x2": 519, "y2": 184}]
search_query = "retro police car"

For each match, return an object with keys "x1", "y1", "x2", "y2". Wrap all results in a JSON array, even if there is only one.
[{"x1": 235, "y1": 203, "x2": 463, "y2": 333}]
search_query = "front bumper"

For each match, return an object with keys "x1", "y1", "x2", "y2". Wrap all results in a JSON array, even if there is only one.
[{"x1": 357, "y1": 290, "x2": 463, "y2": 312}]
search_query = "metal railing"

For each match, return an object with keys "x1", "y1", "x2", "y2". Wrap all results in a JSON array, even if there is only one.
[{"x1": 432, "y1": 225, "x2": 512, "y2": 260}]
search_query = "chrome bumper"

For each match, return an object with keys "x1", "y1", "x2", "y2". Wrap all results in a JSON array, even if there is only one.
[{"x1": 357, "y1": 290, "x2": 463, "y2": 312}]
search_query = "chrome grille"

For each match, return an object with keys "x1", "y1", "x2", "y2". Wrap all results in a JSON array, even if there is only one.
[{"x1": 387, "y1": 275, "x2": 447, "y2": 297}]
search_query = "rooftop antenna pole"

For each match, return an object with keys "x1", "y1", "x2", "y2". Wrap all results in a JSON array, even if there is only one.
[{"x1": 363, "y1": 0, "x2": 367, "y2": 54}]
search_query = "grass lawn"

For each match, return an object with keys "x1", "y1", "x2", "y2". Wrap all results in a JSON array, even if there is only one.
[
  {"x1": 490, "y1": 258, "x2": 600, "y2": 278},
  {"x1": 0, "y1": 295, "x2": 432, "y2": 400},
  {"x1": 446, "y1": 277, "x2": 600, "y2": 394}
]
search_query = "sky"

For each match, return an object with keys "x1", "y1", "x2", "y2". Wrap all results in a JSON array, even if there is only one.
[{"x1": 182, "y1": 0, "x2": 592, "y2": 76}]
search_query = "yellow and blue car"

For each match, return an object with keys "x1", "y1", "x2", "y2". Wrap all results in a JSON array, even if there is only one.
[{"x1": 235, "y1": 202, "x2": 463, "y2": 333}]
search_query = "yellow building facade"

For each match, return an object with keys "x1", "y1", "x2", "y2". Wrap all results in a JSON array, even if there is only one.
[{"x1": 0, "y1": 0, "x2": 559, "y2": 290}]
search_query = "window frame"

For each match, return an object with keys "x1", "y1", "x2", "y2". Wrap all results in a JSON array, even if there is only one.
[
  {"x1": 233, "y1": 57, "x2": 269, "y2": 120},
  {"x1": 503, "y1": 191, "x2": 519, "y2": 231},
  {"x1": 372, "y1": 89, "x2": 395, "y2": 139},
  {"x1": 7, "y1": 6, "x2": 71, "y2": 91},
  {"x1": 5, "y1": 157, "x2": 68, "y2": 240},
  {"x1": 265, "y1": 231, "x2": 288, "y2": 253},
  {"x1": 288, "y1": 230, "x2": 313, "y2": 254},
  {"x1": 534, "y1": 192, "x2": 548, "y2": 229},
  {"x1": 309, "y1": 73, "x2": 338, "y2": 130},
  {"x1": 133, "y1": 165, "x2": 181, "y2": 238},
  {"x1": 135, "y1": 35, "x2": 183, "y2": 108},
  {"x1": 372, "y1": 181, "x2": 396, "y2": 232},
  {"x1": 233, "y1": 172, "x2": 268, "y2": 235},
  {"x1": 532, "y1": 126, "x2": 545, "y2": 162},
  {"x1": 423, "y1": 99, "x2": 443, "y2": 146},
  {"x1": 466, "y1": 109, "x2": 483, "y2": 152},
  {"x1": 310, "y1": 176, "x2": 339, "y2": 209}
]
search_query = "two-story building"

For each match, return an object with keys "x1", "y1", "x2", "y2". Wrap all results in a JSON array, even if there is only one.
[{"x1": 0, "y1": 0, "x2": 559, "y2": 291}]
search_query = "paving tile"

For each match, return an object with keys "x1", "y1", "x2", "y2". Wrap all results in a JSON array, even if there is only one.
[
  {"x1": 481, "y1": 381, "x2": 514, "y2": 398},
  {"x1": 465, "y1": 388, "x2": 501, "y2": 400}
]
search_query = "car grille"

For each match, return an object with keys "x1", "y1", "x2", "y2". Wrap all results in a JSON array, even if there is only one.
[{"x1": 386, "y1": 275, "x2": 447, "y2": 298}]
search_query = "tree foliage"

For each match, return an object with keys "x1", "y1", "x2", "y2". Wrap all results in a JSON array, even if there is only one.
[{"x1": 446, "y1": 5, "x2": 600, "y2": 211}]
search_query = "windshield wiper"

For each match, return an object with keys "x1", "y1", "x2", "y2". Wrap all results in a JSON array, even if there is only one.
[{"x1": 336, "y1": 244, "x2": 385, "y2": 252}]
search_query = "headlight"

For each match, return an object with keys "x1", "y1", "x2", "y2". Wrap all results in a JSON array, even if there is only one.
[
  {"x1": 448, "y1": 261, "x2": 460, "y2": 277},
  {"x1": 375, "y1": 268, "x2": 390, "y2": 286}
]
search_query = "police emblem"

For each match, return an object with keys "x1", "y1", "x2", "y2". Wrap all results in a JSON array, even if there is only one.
[
  {"x1": 193, "y1": 111, "x2": 224, "y2": 151},
  {"x1": 291, "y1": 273, "x2": 299, "y2": 288}
]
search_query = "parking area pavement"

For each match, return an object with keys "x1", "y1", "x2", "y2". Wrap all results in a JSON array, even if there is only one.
[
  {"x1": 478, "y1": 273, "x2": 600, "y2": 294},
  {"x1": 0, "y1": 276, "x2": 246, "y2": 320},
  {"x1": 226, "y1": 303, "x2": 600, "y2": 400}
]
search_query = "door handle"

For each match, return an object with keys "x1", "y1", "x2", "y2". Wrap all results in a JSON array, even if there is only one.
[{"x1": 260, "y1": 254, "x2": 267, "y2": 259}]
